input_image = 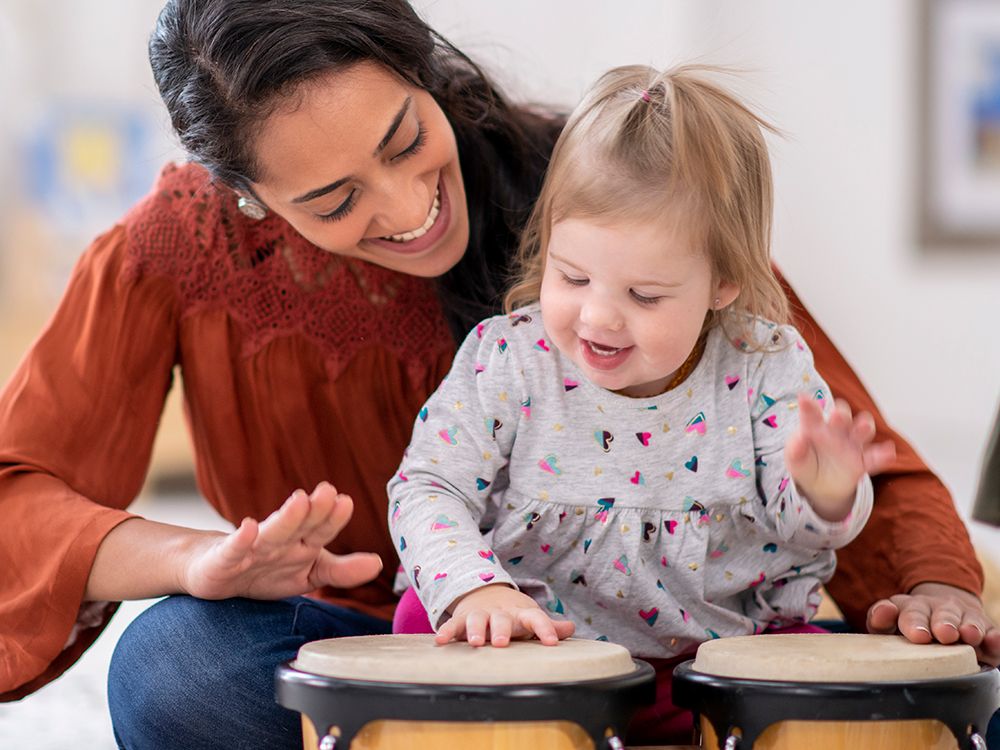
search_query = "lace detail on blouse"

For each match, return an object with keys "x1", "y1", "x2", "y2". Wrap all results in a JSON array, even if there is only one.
[{"x1": 121, "y1": 163, "x2": 453, "y2": 381}]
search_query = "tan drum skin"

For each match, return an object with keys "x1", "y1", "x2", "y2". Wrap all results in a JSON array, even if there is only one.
[
  {"x1": 286, "y1": 635, "x2": 650, "y2": 750},
  {"x1": 687, "y1": 634, "x2": 988, "y2": 750}
]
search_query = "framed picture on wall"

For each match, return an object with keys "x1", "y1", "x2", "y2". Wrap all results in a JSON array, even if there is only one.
[{"x1": 919, "y1": 0, "x2": 1000, "y2": 248}]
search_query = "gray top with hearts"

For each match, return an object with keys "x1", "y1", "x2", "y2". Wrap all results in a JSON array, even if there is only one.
[{"x1": 387, "y1": 306, "x2": 872, "y2": 658}]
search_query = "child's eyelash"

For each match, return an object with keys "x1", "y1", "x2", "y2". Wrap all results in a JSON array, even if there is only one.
[
  {"x1": 630, "y1": 291, "x2": 662, "y2": 305},
  {"x1": 560, "y1": 271, "x2": 587, "y2": 286}
]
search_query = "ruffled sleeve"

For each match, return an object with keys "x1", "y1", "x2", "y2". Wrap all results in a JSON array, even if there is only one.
[{"x1": 0, "y1": 223, "x2": 179, "y2": 699}]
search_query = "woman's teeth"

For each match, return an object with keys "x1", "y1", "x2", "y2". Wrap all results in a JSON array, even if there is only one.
[
  {"x1": 587, "y1": 341, "x2": 622, "y2": 356},
  {"x1": 383, "y1": 190, "x2": 441, "y2": 242}
]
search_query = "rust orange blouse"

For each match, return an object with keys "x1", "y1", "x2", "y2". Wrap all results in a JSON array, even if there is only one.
[{"x1": 0, "y1": 163, "x2": 982, "y2": 700}]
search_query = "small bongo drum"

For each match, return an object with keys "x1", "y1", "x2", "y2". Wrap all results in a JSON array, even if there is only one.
[
  {"x1": 275, "y1": 634, "x2": 655, "y2": 750},
  {"x1": 672, "y1": 633, "x2": 999, "y2": 750}
]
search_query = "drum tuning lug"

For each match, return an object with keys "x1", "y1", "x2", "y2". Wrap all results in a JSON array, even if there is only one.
[
  {"x1": 318, "y1": 735, "x2": 337, "y2": 750},
  {"x1": 970, "y1": 733, "x2": 987, "y2": 750},
  {"x1": 605, "y1": 736, "x2": 625, "y2": 750},
  {"x1": 723, "y1": 736, "x2": 741, "y2": 750}
]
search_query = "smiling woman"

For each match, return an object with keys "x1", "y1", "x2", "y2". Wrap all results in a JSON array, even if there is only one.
[{"x1": 249, "y1": 64, "x2": 469, "y2": 277}]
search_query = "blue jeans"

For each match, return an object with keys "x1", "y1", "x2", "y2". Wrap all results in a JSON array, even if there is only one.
[{"x1": 108, "y1": 595, "x2": 391, "y2": 750}]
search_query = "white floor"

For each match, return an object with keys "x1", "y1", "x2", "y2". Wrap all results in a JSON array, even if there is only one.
[{"x1": 0, "y1": 493, "x2": 232, "y2": 750}]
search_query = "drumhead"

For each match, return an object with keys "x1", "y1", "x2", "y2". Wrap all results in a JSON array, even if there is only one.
[
  {"x1": 692, "y1": 633, "x2": 979, "y2": 682},
  {"x1": 293, "y1": 634, "x2": 637, "y2": 685}
]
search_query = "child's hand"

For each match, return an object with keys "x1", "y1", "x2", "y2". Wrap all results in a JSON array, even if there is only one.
[
  {"x1": 436, "y1": 584, "x2": 575, "y2": 647},
  {"x1": 784, "y1": 393, "x2": 896, "y2": 521},
  {"x1": 180, "y1": 482, "x2": 383, "y2": 600}
]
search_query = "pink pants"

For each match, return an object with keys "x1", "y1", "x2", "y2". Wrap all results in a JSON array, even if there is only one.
[{"x1": 392, "y1": 587, "x2": 827, "y2": 746}]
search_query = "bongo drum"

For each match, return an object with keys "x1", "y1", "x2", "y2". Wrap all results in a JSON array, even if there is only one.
[
  {"x1": 671, "y1": 633, "x2": 999, "y2": 750},
  {"x1": 275, "y1": 634, "x2": 656, "y2": 750}
]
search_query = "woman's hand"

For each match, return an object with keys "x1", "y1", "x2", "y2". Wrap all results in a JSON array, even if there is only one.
[
  {"x1": 785, "y1": 394, "x2": 896, "y2": 520},
  {"x1": 180, "y1": 482, "x2": 383, "y2": 600},
  {"x1": 866, "y1": 582, "x2": 1000, "y2": 666},
  {"x1": 436, "y1": 584, "x2": 575, "y2": 647}
]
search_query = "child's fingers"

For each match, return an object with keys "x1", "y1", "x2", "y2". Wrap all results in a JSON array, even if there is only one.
[
  {"x1": 488, "y1": 611, "x2": 514, "y2": 647},
  {"x1": 849, "y1": 411, "x2": 877, "y2": 445},
  {"x1": 795, "y1": 392, "x2": 825, "y2": 431},
  {"x1": 435, "y1": 618, "x2": 458, "y2": 645},
  {"x1": 827, "y1": 398, "x2": 854, "y2": 431},
  {"x1": 862, "y1": 440, "x2": 897, "y2": 475},
  {"x1": 553, "y1": 619, "x2": 576, "y2": 639},
  {"x1": 464, "y1": 609, "x2": 489, "y2": 647},
  {"x1": 516, "y1": 608, "x2": 560, "y2": 645}
]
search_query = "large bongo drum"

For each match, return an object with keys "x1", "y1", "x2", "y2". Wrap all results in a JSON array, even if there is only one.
[
  {"x1": 672, "y1": 633, "x2": 999, "y2": 749},
  {"x1": 275, "y1": 634, "x2": 656, "y2": 750}
]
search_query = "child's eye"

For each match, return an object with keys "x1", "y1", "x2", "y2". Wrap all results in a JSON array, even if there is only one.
[
  {"x1": 630, "y1": 290, "x2": 662, "y2": 305},
  {"x1": 317, "y1": 189, "x2": 358, "y2": 222},
  {"x1": 560, "y1": 271, "x2": 588, "y2": 286}
]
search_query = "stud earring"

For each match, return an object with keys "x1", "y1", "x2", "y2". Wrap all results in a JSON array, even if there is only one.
[
  {"x1": 237, "y1": 196, "x2": 268, "y2": 221},
  {"x1": 713, "y1": 297, "x2": 722, "y2": 309}
]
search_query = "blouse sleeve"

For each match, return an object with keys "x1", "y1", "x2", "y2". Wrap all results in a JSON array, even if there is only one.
[
  {"x1": 0, "y1": 224, "x2": 179, "y2": 699},
  {"x1": 775, "y1": 268, "x2": 983, "y2": 628}
]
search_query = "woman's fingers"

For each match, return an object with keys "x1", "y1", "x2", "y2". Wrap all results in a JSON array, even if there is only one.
[
  {"x1": 258, "y1": 489, "x2": 311, "y2": 546},
  {"x1": 304, "y1": 488, "x2": 356, "y2": 547},
  {"x1": 216, "y1": 517, "x2": 258, "y2": 567},
  {"x1": 311, "y1": 549, "x2": 382, "y2": 590}
]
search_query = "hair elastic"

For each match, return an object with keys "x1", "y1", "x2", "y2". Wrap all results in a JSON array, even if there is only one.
[{"x1": 640, "y1": 89, "x2": 651, "y2": 102}]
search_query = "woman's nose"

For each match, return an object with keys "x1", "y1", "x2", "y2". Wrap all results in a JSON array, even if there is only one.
[{"x1": 375, "y1": 175, "x2": 433, "y2": 236}]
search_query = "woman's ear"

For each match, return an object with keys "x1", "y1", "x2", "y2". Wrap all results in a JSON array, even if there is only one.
[{"x1": 712, "y1": 279, "x2": 740, "y2": 310}]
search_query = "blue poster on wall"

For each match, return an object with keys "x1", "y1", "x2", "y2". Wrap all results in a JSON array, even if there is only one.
[{"x1": 20, "y1": 102, "x2": 165, "y2": 236}]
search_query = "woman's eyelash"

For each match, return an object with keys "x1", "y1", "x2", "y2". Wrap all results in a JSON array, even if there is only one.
[
  {"x1": 394, "y1": 124, "x2": 427, "y2": 160},
  {"x1": 316, "y1": 124, "x2": 428, "y2": 222},
  {"x1": 317, "y1": 189, "x2": 358, "y2": 222}
]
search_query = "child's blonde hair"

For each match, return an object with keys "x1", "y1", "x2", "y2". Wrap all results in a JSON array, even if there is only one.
[{"x1": 505, "y1": 65, "x2": 789, "y2": 347}]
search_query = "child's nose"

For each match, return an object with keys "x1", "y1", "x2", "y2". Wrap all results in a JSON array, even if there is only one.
[{"x1": 580, "y1": 296, "x2": 624, "y2": 331}]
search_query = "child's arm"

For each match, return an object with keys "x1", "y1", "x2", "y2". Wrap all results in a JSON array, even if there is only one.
[
  {"x1": 785, "y1": 393, "x2": 896, "y2": 521},
  {"x1": 387, "y1": 317, "x2": 571, "y2": 644},
  {"x1": 750, "y1": 327, "x2": 883, "y2": 548}
]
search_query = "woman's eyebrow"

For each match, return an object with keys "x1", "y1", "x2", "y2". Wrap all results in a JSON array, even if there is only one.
[{"x1": 291, "y1": 96, "x2": 412, "y2": 205}]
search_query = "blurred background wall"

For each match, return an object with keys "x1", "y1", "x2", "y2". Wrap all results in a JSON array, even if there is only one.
[{"x1": 0, "y1": 0, "x2": 997, "y2": 542}]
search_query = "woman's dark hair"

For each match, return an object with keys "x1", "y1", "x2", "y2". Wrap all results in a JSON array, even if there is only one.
[{"x1": 149, "y1": 0, "x2": 562, "y2": 340}]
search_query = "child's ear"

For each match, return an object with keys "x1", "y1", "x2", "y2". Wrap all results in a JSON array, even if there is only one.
[{"x1": 713, "y1": 280, "x2": 741, "y2": 310}]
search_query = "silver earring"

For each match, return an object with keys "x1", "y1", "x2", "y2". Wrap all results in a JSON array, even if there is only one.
[
  {"x1": 237, "y1": 196, "x2": 268, "y2": 221},
  {"x1": 713, "y1": 297, "x2": 722, "y2": 309}
]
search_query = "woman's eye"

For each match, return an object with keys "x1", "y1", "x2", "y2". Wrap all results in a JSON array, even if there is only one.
[
  {"x1": 630, "y1": 290, "x2": 662, "y2": 305},
  {"x1": 317, "y1": 189, "x2": 358, "y2": 222},
  {"x1": 560, "y1": 271, "x2": 588, "y2": 286},
  {"x1": 393, "y1": 124, "x2": 427, "y2": 161}
]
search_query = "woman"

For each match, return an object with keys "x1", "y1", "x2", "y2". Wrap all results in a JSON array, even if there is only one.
[{"x1": 0, "y1": 1, "x2": 994, "y2": 748}]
